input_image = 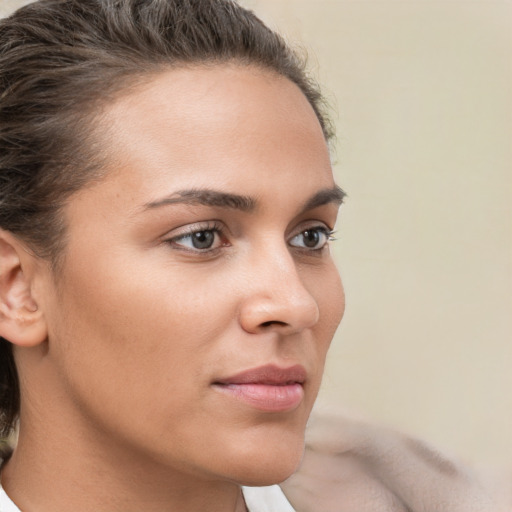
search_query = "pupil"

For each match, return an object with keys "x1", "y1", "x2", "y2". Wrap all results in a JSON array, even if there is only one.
[
  {"x1": 192, "y1": 231, "x2": 214, "y2": 249},
  {"x1": 303, "y1": 230, "x2": 319, "y2": 248}
]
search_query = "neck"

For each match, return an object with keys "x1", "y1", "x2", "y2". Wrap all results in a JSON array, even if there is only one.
[{"x1": 2, "y1": 419, "x2": 247, "y2": 512}]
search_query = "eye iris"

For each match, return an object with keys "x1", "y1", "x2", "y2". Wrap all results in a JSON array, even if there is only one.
[
  {"x1": 303, "y1": 229, "x2": 320, "y2": 248},
  {"x1": 192, "y1": 231, "x2": 214, "y2": 249}
]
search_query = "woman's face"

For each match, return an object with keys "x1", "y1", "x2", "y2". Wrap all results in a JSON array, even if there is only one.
[{"x1": 37, "y1": 65, "x2": 345, "y2": 485}]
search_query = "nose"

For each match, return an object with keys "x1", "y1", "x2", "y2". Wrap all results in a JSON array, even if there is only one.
[{"x1": 238, "y1": 248, "x2": 320, "y2": 335}]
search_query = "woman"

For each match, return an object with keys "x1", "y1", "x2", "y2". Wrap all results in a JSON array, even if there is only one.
[{"x1": 0, "y1": 0, "x2": 345, "y2": 510}]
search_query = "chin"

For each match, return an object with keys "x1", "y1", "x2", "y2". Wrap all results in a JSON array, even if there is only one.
[
  {"x1": 222, "y1": 423, "x2": 307, "y2": 486},
  {"x1": 233, "y1": 455, "x2": 304, "y2": 487},
  {"x1": 237, "y1": 462, "x2": 303, "y2": 487}
]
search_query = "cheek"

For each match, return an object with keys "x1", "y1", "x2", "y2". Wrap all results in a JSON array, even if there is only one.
[
  {"x1": 313, "y1": 264, "x2": 345, "y2": 345},
  {"x1": 60, "y1": 251, "x2": 243, "y2": 372},
  {"x1": 46, "y1": 255, "x2": 230, "y2": 417},
  {"x1": 302, "y1": 264, "x2": 344, "y2": 398}
]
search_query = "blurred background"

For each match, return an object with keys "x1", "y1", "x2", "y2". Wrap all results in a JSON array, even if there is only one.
[{"x1": 1, "y1": 0, "x2": 511, "y2": 468}]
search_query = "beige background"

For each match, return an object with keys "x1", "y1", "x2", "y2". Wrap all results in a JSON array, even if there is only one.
[{"x1": 2, "y1": 0, "x2": 511, "y2": 467}]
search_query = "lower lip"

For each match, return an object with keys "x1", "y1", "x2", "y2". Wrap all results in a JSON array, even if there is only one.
[{"x1": 213, "y1": 383, "x2": 304, "y2": 412}]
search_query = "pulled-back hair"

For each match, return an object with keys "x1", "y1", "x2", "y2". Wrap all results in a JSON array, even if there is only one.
[{"x1": 0, "y1": 0, "x2": 332, "y2": 438}]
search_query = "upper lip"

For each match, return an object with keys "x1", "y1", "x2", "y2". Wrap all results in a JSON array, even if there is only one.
[{"x1": 214, "y1": 364, "x2": 307, "y2": 386}]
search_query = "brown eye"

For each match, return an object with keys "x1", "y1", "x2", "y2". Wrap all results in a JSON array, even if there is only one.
[
  {"x1": 302, "y1": 230, "x2": 320, "y2": 248},
  {"x1": 289, "y1": 227, "x2": 330, "y2": 250}
]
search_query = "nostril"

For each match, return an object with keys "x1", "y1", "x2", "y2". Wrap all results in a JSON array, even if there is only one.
[{"x1": 261, "y1": 320, "x2": 287, "y2": 328}]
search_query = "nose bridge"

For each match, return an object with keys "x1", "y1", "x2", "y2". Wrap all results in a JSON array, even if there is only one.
[
  {"x1": 239, "y1": 236, "x2": 320, "y2": 333},
  {"x1": 260, "y1": 242, "x2": 304, "y2": 296}
]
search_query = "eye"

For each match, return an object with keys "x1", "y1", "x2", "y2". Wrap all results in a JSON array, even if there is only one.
[
  {"x1": 289, "y1": 227, "x2": 333, "y2": 250},
  {"x1": 181, "y1": 230, "x2": 217, "y2": 250},
  {"x1": 166, "y1": 223, "x2": 227, "y2": 252}
]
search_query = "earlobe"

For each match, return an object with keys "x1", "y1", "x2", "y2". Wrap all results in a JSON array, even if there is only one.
[{"x1": 0, "y1": 230, "x2": 47, "y2": 347}]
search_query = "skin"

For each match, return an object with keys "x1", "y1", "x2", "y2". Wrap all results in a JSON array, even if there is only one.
[{"x1": 0, "y1": 65, "x2": 345, "y2": 512}]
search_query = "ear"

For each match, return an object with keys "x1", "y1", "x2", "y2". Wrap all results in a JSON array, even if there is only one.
[{"x1": 0, "y1": 229, "x2": 47, "y2": 347}]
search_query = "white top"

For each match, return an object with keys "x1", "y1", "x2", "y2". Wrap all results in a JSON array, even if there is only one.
[
  {"x1": 0, "y1": 484, "x2": 295, "y2": 512},
  {"x1": 0, "y1": 487, "x2": 19, "y2": 512},
  {"x1": 243, "y1": 485, "x2": 296, "y2": 512}
]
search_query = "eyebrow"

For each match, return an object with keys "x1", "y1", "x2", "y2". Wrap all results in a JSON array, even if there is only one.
[
  {"x1": 300, "y1": 185, "x2": 346, "y2": 213},
  {"x1": 144, "y1": 185, "x2": 346, "y2": 213},
  {"x1": 145, "y1": 189, "x2": 256, "y2": 212}
]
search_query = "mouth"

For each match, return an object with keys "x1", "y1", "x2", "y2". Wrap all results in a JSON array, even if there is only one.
[{"x1": 212, "y1": 364, "x2": 306, "y2": 413}]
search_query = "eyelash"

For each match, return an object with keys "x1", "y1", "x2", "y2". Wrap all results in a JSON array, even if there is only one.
[{"x1": 165, "y1": 222, "x2": 335, "y2": 255}]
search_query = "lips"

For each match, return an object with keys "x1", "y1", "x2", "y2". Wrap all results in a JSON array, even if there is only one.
[{"x1": 212, "y1": 364, "x2": 306, "y2": 412}]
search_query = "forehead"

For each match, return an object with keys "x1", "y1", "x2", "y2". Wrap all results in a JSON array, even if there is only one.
[
  {"x1": 82, "y1": 64, "x2": 334, "y2": 210},
  {"x1": 104, "y1": 64, "x2": 322, "y2": 136}
]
